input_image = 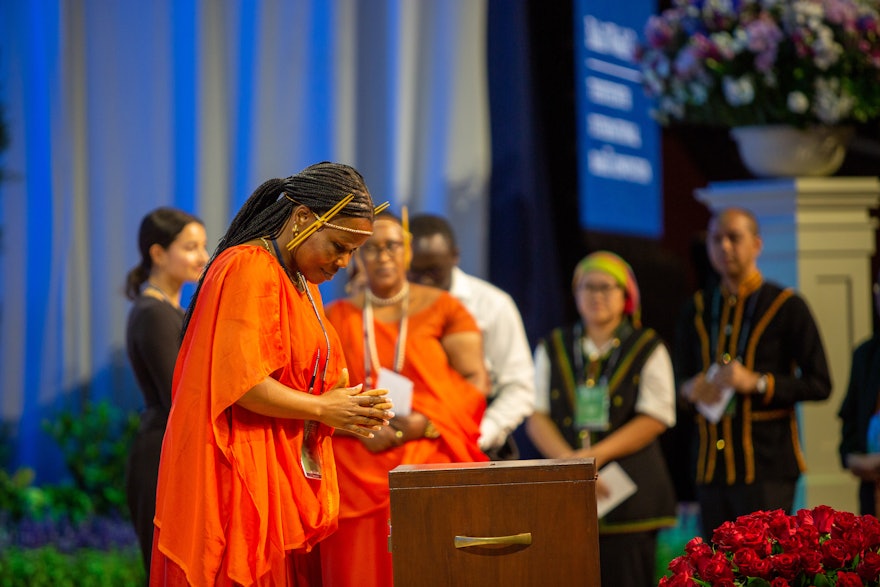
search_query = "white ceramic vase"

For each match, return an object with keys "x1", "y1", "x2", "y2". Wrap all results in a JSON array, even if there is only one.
[{"x1": 729, "y1": 125, "x2": 853, "y2": 178}]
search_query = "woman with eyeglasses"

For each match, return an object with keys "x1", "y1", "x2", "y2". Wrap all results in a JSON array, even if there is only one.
[
  {"x1": 525, "y1": 251, "x2": 677, "y2": 587},
  {"x1": 320, "y1": 210, "x2": 490, "y2": 587},
  {"x1": 149, "y1": 162, "x2": 393, "y2": 587}
]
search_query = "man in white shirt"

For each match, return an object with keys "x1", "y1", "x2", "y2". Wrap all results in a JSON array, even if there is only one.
[{"x1": 408, "y1": 214, "x2": 535, "y2": 459}]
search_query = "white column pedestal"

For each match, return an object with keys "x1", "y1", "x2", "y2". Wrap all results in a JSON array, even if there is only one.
[{"x1": 695, "y1": 177, "x2": 880, "y2": 513}]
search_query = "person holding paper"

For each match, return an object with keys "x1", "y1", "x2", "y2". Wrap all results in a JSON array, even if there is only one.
[
  {"x1": 321, "y1": 210, "x2": 489, "y2": 587},
  {"x1": 674, "y1": 207, "x2": 831, "y2": 539},
  {"x1": 526, "y1": 251, "x2": 677, "y2": 587}
]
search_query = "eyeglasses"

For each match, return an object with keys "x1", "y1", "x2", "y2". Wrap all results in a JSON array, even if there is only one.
[
  {"x1": 576, "y1": 282, "x2": 622, "y2": 296},
  {"x1": 361, "y1": 241, "x2": 404, "y2": 261}
]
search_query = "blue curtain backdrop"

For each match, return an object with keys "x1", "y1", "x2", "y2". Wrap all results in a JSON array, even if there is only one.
[
  {"x1": 0, "y1": 0, "x2": 512, "y2": 484},
  {"x1": 487, "y1": 0, "x2": 568, "y2": 344}
]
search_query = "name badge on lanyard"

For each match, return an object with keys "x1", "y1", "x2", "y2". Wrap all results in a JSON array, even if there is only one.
[
  {"x1": 575, "y1": 380, "x2": 610, "y2": 431},
  {"x1": 300, "y1": 348, "x2": 327, "y2": 480}
]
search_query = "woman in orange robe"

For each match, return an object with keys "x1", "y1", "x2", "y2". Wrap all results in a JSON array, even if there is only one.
[
  {"x1": 321, "y1": 212, "x2": 490, "y2": 586},
  {"x1": 150, "y1": 163, "x2": 393, "y2": 587}
]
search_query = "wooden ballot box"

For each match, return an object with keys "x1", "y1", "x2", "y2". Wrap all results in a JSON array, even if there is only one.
[{"x1": 388, "y1": 458, "x2": 600, "y2": 586}]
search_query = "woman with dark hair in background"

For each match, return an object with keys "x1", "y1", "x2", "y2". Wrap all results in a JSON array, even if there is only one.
[
  {"x1": 124, "y1": 206, "x2": 208, "y2": 579},
  {"x1": 150, "y1": 162, "x2": 393, "y2": 587}
]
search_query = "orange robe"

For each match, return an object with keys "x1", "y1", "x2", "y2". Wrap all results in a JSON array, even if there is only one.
[
  {"x1": 150, "y1": 246, "x2": 344, "y2": 587},
  {"x1": 320, "y1": 293, "x2": 487, "y2": 586}
]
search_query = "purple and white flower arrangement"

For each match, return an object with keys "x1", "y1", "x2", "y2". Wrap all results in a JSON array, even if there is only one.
[{"x1": 635, "y1": 0, "x2": 880, "y2": 127}]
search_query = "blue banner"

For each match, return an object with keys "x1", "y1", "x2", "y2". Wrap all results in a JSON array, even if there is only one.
[{"x1": 573, "y1": 0, "x2": 661, "y2": 237}]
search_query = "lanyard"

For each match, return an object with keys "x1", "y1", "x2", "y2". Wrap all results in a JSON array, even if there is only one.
[
  {"x1": 363, "y1": 290, "x2": 409, "y2": 389},
  {"x1": 571, "y1": 321, "x2": 629, "y2": 386},
  {"x1": 271, "y1": 238, "x2": 329, "y2": 393}
]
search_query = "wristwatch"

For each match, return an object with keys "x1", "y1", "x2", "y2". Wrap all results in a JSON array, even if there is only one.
[{"x1": 755, "y1": 374, "x2": 769, "y2": 394}]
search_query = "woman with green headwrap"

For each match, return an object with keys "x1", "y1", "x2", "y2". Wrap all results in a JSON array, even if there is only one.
[{"x1": 526, "y1": 250, "x2": 677, "y2": 587}]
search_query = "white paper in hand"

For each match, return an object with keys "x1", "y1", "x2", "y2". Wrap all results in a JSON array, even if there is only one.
[
  {"x1": 377, "y1": 367, "x2": 413, "y2": 416},
  {"x1": 596, "y1": 461, "x2": 637, "y2": 518},
  {"x1": 697, "y1": 364, "x2": 735, "y2": 424}
]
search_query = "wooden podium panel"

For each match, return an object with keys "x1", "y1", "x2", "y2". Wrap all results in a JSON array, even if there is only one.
[{"x1": 388, "y1": 458, "x2": 599, "y2": 587}]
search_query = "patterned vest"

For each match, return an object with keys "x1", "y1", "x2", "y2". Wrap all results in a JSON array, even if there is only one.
[{"x1": 543, "y1": 322, "x2": 677, "y2": 533}]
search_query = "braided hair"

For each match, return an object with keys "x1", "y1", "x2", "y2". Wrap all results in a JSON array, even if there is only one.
[
  {"x1": 125, "y1": 207, "x2": 203, "y2": 300},
  {"x1": 182, "y1": 161, "x2": 374, "y2": 334}
]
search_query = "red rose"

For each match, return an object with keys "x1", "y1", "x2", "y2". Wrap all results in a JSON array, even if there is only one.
[
  {"x1": 791, "y1": 524, "x2": 820, "y2": 551},
  {"x1": 738, "y1": 523, "x2": 772, "y2": 555},
  {"x1": 699, "y1": 508, "x2": 880, "y2": 587},
  {"x1": 820, "y1": 538, "x2": 853, "y2": 568},
  {"x1": 684, "y1": 536, "x2": 713, "y2": 559},
  {"x1": 668, "y1": 555, "x2": 696, "y2": 576},
  {"x1": 741, "y1": 555, "x2": 772, "y2": 579},
  {"x1": 713, "y1": 521, "x2": 743, "y2": 550},
  {"x1": 858, "y1": 513, "x2": 880, "y2": 549},
  {"x1": 798, "y1": 549, "x2": 823, "y2": 575},
  {"x1": 696, "y1": 552, "x2": 735, "y2": 582},
  {"x1": 723, "y1": 516, "x2": 773, "y2": 556},
  {"x1": 836, "y1": 570, "x2": 864, "y2": 587},
  {"x1": 807, "y1": 505, "x2": 836, "y2": 534},
  {"x1": 767, "y1": 512, "x2": 797, "y2": 542},
  {"x1": 733, "y1": 548, "x2": 769, "y2": 578},
  {"x1": 857, "y1": 550, "x2": 880, "y2": 582},
  {"x1": 840, "y1": 528, "x2": 866, "y2": 553},
  {"x1": 659, "y1": 574, "x2": 698, "y2": 587},
  {"x1": 831, "y1": 511, "x2": 858, "y2": 540},
  {"x1": 769, "y1": 552, "x2": 801, "y2": 580}
]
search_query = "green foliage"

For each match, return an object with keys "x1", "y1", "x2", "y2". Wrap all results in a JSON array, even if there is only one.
[
  {"x1": 1, "y1": 401, "x2": 144, "y2": 585},
  {"x1": 0, "y1": 468, "x2": 37, "y2": 522},
  {"x1": 41, "y1": 400, "x2": 139, "y2": 519},
  {"x1": 0, "y1": 546, "x2": 144, "y2": 587},
  {"x1": 0, "y1": 468, "x2": 97, "y2": 524}
]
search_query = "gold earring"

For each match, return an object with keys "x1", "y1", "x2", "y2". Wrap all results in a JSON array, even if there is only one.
[{"x1": 293, "y1": 224, "x2": 300, "y2": 237}]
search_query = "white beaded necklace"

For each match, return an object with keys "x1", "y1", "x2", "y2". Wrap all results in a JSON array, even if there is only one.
[{"x1": 365, "y1": 282, "x2": 410, "y2": 306}]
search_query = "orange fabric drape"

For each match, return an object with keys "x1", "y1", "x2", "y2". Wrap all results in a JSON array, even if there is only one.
[
  {"x1": 150, "y1": 246, "x2": 343, "y2": 587},
  {"x1": 320, "y1": 293, "x2": 487, "y2": 586}
]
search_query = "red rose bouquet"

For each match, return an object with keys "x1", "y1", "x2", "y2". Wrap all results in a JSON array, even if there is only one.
[{"x1": 659, "y1": 506, "x2": 880, "y2": 586}]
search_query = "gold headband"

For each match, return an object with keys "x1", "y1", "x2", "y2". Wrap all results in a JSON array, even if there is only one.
[
  {"x1": 284, "y1": 194, "x2": 391, "y2": 250},
  {"x1": 322, "y1": 219, "x2": 373, "y2": 235},
  {"x1": 320, "y1": 201, "x2": 390, "y2": 235}
]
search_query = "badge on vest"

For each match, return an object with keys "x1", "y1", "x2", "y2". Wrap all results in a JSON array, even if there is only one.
[{"x1": 575, "y1": 382, "x2": 610, "y2": 431}]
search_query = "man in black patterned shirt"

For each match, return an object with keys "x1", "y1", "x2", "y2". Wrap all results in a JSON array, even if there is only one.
[{"x1": 674, "y1": 207, "x2": 831, "y2": 539}]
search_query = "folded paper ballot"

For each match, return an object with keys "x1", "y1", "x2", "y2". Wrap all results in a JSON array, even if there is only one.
[
  {"x1": 697, "y1": 364, "x2": 735, "y2": 424},
  {"x1": 696, "y1": 387, "x2": 735, "y2": 424},
  {"x1": 596, "y1": 461, "x2": 637, "y2": 518},
  {"x1": 377, "y1": 367, "x2": 413, "y2": 416}
]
